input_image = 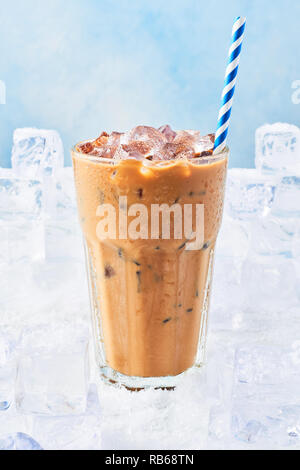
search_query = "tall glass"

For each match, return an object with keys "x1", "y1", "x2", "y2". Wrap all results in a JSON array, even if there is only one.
[{"x1": 72, "y1": 145, "x2": 228, "y2": 389}]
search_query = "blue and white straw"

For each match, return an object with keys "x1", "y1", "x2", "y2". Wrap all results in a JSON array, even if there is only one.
[{"x1": 213, "y1": 16, "x2": 246, "y2": 154}]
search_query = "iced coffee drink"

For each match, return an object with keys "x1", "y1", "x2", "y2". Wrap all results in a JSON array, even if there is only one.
[{"x1": 72, "y1": 125, "x2": 228, "y2": 388}]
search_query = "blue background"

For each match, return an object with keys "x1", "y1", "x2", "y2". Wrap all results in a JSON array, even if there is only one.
[{"x1": 0, "y1": 0, "x2": 299, "y2": 168}]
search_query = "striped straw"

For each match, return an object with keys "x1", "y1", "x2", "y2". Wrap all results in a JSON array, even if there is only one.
[{"x1": 213, "y1": 16, "x2": 246, "y2": 154}]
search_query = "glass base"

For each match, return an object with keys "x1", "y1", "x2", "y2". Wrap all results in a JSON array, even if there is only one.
[{"x1": 99, "y1": 364, "x2": 204, "y2": 391}]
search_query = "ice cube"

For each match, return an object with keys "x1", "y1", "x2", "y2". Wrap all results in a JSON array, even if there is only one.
[
  {"x1": 255, "y1": 123, "x2": 300, "y2": 174},
  {"x1": 102, "y1": 132, "x2": 123, "y2": 158},
  {"x1": 207, "y1": 339, "x2": 235, "y2": 448},
  {"x1": 241, "y1": 256, "x2": 296, "y2": 315},
  {"x1": 0, "y1": 247, "x2": 89, "y2": 334},
  {"x1": 127, "y1": 125, "x2": 167, "y2": 146},
  {"x1": 235, "y1": 346, "x2": 292, "y2": 386},
  {"x1": 0, "y1": 406, "x2": 33, "y2": 437},
  {"x1": 43, "y1": 167, "x2": 83, "y2": 261},
  {"x1": 0, "y1": 168, "x2": 15, "y2": 178},
  {"x1": 0, "y1": 263, "x2": 33, "y2": 317},
  {"x1": 216, "y1": 214, "x2": 250, "y2": 260},
  {"x1": 0, "y1": 218, "x2": 44, "y2": 265},
  {"x1": 0, "y1": 433, "x2": 43, "y2": 450},
  {"x1": 45, "y1": 218, "x2": 83, "y2": 261},
  {"x1": 271, "y1": 176, "x2": 300, "y2": 217},
  {"x1": 15, "y1": 322, "x2": 90, "y2": 415},
  {"x1": 0, "y1": 177, "x2": 44, "y2": 263},
  {"x1": 173, "y1": 131, "x2": 214, "y2": 156},
  {"x1": 0, "y1": 261, "x2": 58, "y2": 328},
  {"x1": 233, "y1": 419, "x2": 266, "y2": 445},
  {"x1": 159, "y1": 142, "x2": 194, "y2": 160},
  {"x1": 98, "y1": 368, "x2": 210, "y2": 450},
  {"x1": 44, "y1": 167, "x2": 77, "y2": 219},
  {"x1": 0, "y1": 177, "x2": 42, "y2": 217},
  {"x1": 157, "y1": 125, "x2": 177, "y2": 142},
  {"x1": 172, "y1": 130, "x2": 198, "y2": 153},
  {"x1": 174, "y1": 130, "x2": 200, "y2": 143},
  {"x1": 32, "y1": 386, "x2": 101, "y2": 450},
  {"x1": 31, "y1": 258, "x2": 87, "y2": 299},
  {"x1": 32, "y1": 413, "x2": 101, "y2": 450},
  {"x1": 114, "y1": 126, "x2": 167, "y2": 160},
  {"x1": 211, "y1": 255, "x2": 246, "y2": 331},
  {"x1": 12, "y1": 128, "x2": 64, "y2": 180},
  {"x1": 249, "y1": 214, "x2": 297, "y2": 259},
  {"x1": 211, "y1": 216, "x2": 249, "y2": 330},
  {"x1": 225, "y1": 169, "x2": 276, "y2": 220},
  {"x1": 232, "y1": 346, "x2": 300, "y2": 448},
  {"x1": 157, "y1": 371, "x2": 210, "y2": 449},
  {"x1": 0, "y1": 329, "x2": 17, "y2": 410},
  {"x1": 193, "y1": 134, "x2": 214, "y2": 155},
  {"x1": 115, "y1": 141, "x2": 151, "y2": 159}
]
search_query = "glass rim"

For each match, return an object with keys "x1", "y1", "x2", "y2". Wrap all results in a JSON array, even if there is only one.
[{"x1": 71, "y1": 141, "x2": 229, "y2": 166}]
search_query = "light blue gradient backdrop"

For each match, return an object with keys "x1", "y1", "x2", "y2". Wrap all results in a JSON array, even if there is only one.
[{"x1": 0, "y1": 0, "x2": 299, "y2": 168}]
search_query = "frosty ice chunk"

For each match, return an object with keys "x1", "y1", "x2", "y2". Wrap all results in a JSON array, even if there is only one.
[
  {"x1": 43, "y1": 167, "x2": 83, "y2": 261},
  {"x1": 255, "y1": 123, "x2": 300, "y2": 174},
  {"x1": 249, "y1": 215, "x2": 297, "y2": 259},
  {"x1": 0, "y1": 218, "x2": 44, "y2": 264},
  {"x1": 54, "y1": 167, "x2": 77, "y2": 217},
  {"x1": 0, "y1": 168, "x2": 14, "y2": 178},
  {"x1": 210, "y1": 214, "x2": 249, "y2": 330},
  {"x1": 232, "y1": 346, "x2": 300, "y2": 448},
  {"x1": 225, "y1": 169, "x2": 276, "y2": 220},
  {"x1": 271, "y1": 176, "x2": 300, "y2": 217},
  {"x1": 0, "y1": 177, "x2": 44, "y2": 263},
  {"x1": 158, "y1": 125, "x2": 176, "y2": 141},
  {"x1": 94, "y1": 131, "x2": 123, "y2": 158},
  {"x1": 44, "y1": 167, "x2": 76, "y2": 219},
  {"x1": 32, "y1": 414, "x2": 102, "y2": 450},
  {"x1": 0, "y1": 329, "x2": 17, "y2": 410},
  {"x1": 0, "y1": 177, "x2": 42, "y2": 217},
  {"x1": 194, "y1": 134, "x2": 215, "y2": 156},
  {"x1": 159, "y1": 141, "x2": 194, "y2": 160},
  {"x1": 0, "y1": 406, "x2": 33, "y2": 437},
  {"x1": 0, "y1": 433, "x2": 43, "y2": 450},
  {"x1": 15, "y1": 322, "x2": 90, "y2": 415},
  {"x1": 127, "y1": 125, "x2": 167, "y2": 146},
  {"x1": 96, "y1": 369, "x2": 210, "y2": 449},
  {"x1": 241, "y1": 255, "x2": 296, "y2": 315},
  {"x1": 76, "y1": 126, "x2": 215, "y2": 160},
  {"x1": 113, "y1": 126, "x2": 167, "y2": 160},
  {"x1": 45, "y1": 218, "x2": 83, "y2": 261},
  {"x1": 174, "y1": 131, "x2": 214, "y2": 156},
  {"x1": 114, "y1": 142, "x2": 148, "y2": 160},
  {"x1": 235, "y1": 347, "x2": 291, "y2": 385},
  {"x1": 206, "y1": 341, "x2": 235, "y2": 447},
  {"x1": 12, "y1": 128, "x2": 64, "y2": 179},
  {"x1": 157, "y1": 129, "x2": 213, "y2": 160}
]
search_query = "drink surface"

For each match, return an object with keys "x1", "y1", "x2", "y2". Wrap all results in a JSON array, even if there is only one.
[
  {"x1": 76, "y1": 125, "x2": 215, "y2": 160},
  {"x1": 72, "y1": 126, "x2": 228, "y2": 379}
]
